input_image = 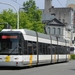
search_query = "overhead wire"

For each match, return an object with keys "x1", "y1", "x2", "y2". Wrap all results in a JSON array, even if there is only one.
[
  {"x1": 11, "y1": 0, "x2": 22, "y2": 6},
  {"x1": 57, "y1": 0, "x2": 63, "y2": 7}
]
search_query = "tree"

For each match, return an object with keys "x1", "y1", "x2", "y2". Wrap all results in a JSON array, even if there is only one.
[
  {"x1": 23, "y1": 0, "x2": 36, "y2": 13},
  {"x1": 0, "y1": 18, "x2": 4, "y2": 30},
  {"x1": 22, "y1": 0, "x2": 44, "y2": 33},
  {"x1": 0, "y1": 0, "x2": 44, "y2": 33},
  {"x1": 0, "y1": 9, "x2": 16, "y2": 30},
  {"x1": 19, "y1": 11, "x2": 33, "y2": 29}
]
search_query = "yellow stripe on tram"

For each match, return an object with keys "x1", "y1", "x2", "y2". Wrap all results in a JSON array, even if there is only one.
[
  {"x1": 5, "y1": 55, "x2": 10, "y2": 62},
  {"x1": 28, "y1": 55, "x2": 33, "y2": 66},
  {"x1": 54, "y1": 55, "x2": 56, "y2": 62},
  {"x1": 68, "y1": 54, "x2": 70, "y2": 60}
]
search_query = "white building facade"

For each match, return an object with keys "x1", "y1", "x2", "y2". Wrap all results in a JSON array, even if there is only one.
[{"x1": 42, "y1": 0, "x2": 75, "y2": 53}]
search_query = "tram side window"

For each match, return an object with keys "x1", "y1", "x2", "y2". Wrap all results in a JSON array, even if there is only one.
[
  {"x1": 42, "y1": 43, "x2": 46, "y2": 54},
  {"x1": 65, "y1": 46, "x2": 68, "y2": 54},
  {"x1": 39, "y1": 43, "x2": 52, "y2": 55},
  {"x1": 39, "y1": 43, "x2": 43, "y2": 54},
  {"x1": 57, "y1": 46, "x2": 64, "y2": 54},
  {"x1": 33, "y1": 42, "x2": 37, "y2": 55},
  {"x1": 46, "y1": 44, "x2": 51, "y2": 54},
  {"x1": 67, "y1": 47, "x2": 70, "y2": 54},
  {"x1": 60, "y1": 46, "x2": 63, "y2": 54},
  {"x1": 52, "y1": 45, "x2": 57, "y2": 54},
  {"x1": 46, "y1": 44, "x2": 52, "y2": 54},
  {"x1": 58, "y1": 46, "x2": 67, "y2": 54},
  {"x1": 57, "y1": 46, "x2": 60, "y2": 54},
  {"x1": 61, "y1": 46, "x2": 64, "y2": 54},
  {"x1": 57, "y1": 46, "x2": 59, "y2": 54},
  {"x1": 39, "y1": 43, "x2": 48, "y2": 55},
  {"x1": 46, "y1": 44, "x2": 48, "y2": 54},
  {"x1": 24, "y1": 41, "x2": 37, "y2": 55},
  {"x1": 62, "y1": 46, "x2": 67, "y2": 54},
  {"x1": 0, "y1": 43, "x2": 1, "y2": 50},
  {"x1": 27, "y1": 41, "x2": 33, "y2": 55},
  {"x1": 24, "y1": 41, "x2": 28, "y2": 54}
]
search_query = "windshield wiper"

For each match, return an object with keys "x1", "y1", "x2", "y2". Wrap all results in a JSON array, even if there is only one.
[{"x1": 8, "y1": 46, "x2": 17, "y2": 55}]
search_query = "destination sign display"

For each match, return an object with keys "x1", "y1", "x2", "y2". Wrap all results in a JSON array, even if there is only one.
[{"x1": 2, "y1": 35, "x2": 18, "y2": 39}]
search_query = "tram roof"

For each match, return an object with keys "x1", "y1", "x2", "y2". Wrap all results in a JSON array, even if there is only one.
[{"x1": 1, "y1": 29, "x2": 68, "y2": 43}]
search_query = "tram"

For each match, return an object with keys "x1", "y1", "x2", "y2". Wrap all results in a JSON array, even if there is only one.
[{"x1": 0, "y1": 29, "x2": 71, "y2": 67}]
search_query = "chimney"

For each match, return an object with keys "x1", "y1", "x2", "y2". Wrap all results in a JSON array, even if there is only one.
[{"x1": 45, "y1": 0, "x2": 52, "y2": 13}]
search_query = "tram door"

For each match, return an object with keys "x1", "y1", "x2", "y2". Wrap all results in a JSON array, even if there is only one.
[
  {"x1": 22, "y1": 41, "x2": 37, "y2": 66},
  {"x1": 27, "y1": 41, "x2": 37, "y2": 66},
  {"x1": 18, "y1": 34, "x2": 24, "y2": 55}
]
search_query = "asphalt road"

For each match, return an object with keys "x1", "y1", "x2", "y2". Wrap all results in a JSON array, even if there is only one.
[{"x1": 0, "y1": 60, "x2": 75, "y2": 75}]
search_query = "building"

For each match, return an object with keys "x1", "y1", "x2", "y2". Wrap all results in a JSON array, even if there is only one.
[
  {"x1": 42, "y1": 0, "x2": 75, "y2": 53},
  {"x1": 66, "y1": 0, "x2": 75, "y2": 53},
  {"x1": 44, "y1": 18, "x2": 65, "y2": 38},
  {"x1": 66, "y1": 0, "x2": 75, "y2": 30}
]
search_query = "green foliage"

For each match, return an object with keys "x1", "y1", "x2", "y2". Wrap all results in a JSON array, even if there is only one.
[
  {"x1": 19, "y1": 11, "x2": 33, "y2": 30},
  {"x1": 22, "y1": 0, "x2": 44, "y2": 33},
  {"x1": 0, "y1": 9, "x2": 16, "y2": 30},
  {"x1": 0, "y1": 18, "x2": 4, "y2": 31},
  {"x1": 71, "y1": 54, "x2": 75, "y2": 60},
  {"x1": 0, "y1": 0, "x2": 44, "y2": 33},
  {"x1": 23, "y1": 0, "x2": 36, "y2": 12}
]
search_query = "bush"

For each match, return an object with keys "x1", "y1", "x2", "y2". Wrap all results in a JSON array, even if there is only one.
[{"x1": 71, "y1": 54, "x2": 75, "y2": 60}]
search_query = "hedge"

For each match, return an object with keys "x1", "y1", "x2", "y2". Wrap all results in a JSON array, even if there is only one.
[{"x1": 70, "y1": 54, "x2": 75, "y2": 60}]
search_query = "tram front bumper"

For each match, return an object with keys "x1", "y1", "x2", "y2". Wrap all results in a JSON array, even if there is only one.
[{"x1": 0, "y1": 61, "x2": 23, "y2": 67}]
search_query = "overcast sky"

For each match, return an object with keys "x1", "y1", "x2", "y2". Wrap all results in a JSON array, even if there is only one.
[{"x1": 0, "y1": 0, "x2": 67, "y2": 12}]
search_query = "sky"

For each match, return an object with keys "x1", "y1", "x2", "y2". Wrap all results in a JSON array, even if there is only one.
[{"x1": 0, "y1": 0, "x2": 67, "y2": 12}]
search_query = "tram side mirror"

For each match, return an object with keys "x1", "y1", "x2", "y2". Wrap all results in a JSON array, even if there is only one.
[{"x1": 70, "y1": 47, "x2": 74, "y2": 51}]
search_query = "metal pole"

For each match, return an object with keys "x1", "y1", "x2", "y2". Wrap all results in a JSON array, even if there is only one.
[
  {"x1": 0, "y1": 2, "x2": 19, "y2": 29},
  {"x1": 56, "y1": 36, "x2": 59, "y2": 62},
  {"x1": 50, "y1": 34, "x2": 52, "y2": 63}
]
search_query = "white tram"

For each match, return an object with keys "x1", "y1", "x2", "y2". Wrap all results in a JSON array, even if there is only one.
[{"x1": 0, "y1": 29, "x2": 71, "y2": 67}]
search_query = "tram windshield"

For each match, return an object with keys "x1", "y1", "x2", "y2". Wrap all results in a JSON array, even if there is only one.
[{"x1": 0, "y1": 33, "x2": 20, "y2": 55}]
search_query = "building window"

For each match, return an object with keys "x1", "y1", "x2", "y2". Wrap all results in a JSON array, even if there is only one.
[
  {"x1": 58, "y1": 28, "x2": 61, "y2": 35},
  {"x1": 48, "y1": 27, "x2": 50, "y2": 34},
  {"x1": 53, "y1": 28, "x2": 56, "y2": 34}
]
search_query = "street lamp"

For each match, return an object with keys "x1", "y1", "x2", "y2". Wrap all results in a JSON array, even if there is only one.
[
  {"x1": 0, "y1": 2, "x2": 19, "y2": 29},
  {"x1": 11, "y1": 0, "x2": 26, "y2": 29}
]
